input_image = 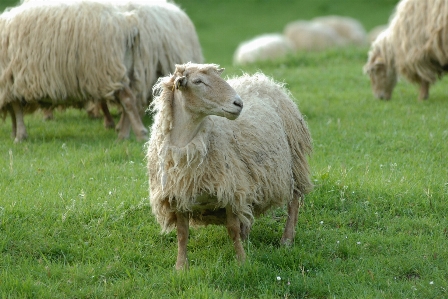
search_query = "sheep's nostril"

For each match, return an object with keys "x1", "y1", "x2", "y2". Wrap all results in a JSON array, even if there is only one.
[{"x1": 233, "y1": 97, "x2": 243, "y2": 109}]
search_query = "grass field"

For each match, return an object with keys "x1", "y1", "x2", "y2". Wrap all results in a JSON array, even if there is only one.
[{"x1": 2, "y1": 0, "x2": 448, "y2": 298}]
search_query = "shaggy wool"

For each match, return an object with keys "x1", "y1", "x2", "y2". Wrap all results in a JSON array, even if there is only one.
[
  {"x1": 366, "y1": 0, "x2": 448, "y2": 86},
  {"x1": 0, "y1": 0, "x2": 140, "y2": 106},
  {"x1": 147, "y1": 64, "x2": 313, "y2": 233}
]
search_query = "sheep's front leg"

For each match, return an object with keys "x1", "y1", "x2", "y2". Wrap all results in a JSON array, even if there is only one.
[
  {"x1": 419, "y1": 81, "x2": 429, "y2": 100},
  {"x1": 115, "y1": 111, "x2": 130, "y2": 139},
  {"x1": 11, "y1": 102, "x2": 27, "y2": 142},
  {"x1": 175, "y1": 212, "x2": 189, "y2": 270},
  {"x1": 281, "y1": 192, "x2": 302, "y2": 246},
  {"x1": 226, "y1": 206, "x2": 246, "y2": 263},
  {"x1": 117, "y1": 87, "x2": 148, "y2": 141}
]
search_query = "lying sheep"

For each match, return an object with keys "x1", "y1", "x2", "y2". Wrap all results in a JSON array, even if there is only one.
[
  {"x1": 0, "y1": 0, "x2": 147, "y2": 142},
  {"x1": 146, "y1": 63, "x2": 313, "y2": 269},
  {"x1": 364, "y1": 0, "x2": 448, "y2": 100},
  {"x1": 312, "y1": 15, "x2": 367, "y2": 47},
  {"x1": 284, "y1": 20, "x2": 344, "y2": 51},
  {"x1": 233, "y1": 33, "x2": 293, "y2": 65}
]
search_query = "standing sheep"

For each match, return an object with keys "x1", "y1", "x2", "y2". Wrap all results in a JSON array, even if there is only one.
[
  {"x1": 364, "y1": 0, "x2": 448, "y2": 100},
  {"x1": 233, "y1": 33, "x2": 293, "y2": 65},
  {"x1": 14, "y1": 0, "x2": 204, "y2": 138},
  {"x1": 146, "y1": 63, "x2": 313, "y2": 269},
  {"x1": 0, "y1": 0, "x2": 148, "y2": 142},
  {"x1": 111, "y1": 0, "x2": 204, "y2": 137}
]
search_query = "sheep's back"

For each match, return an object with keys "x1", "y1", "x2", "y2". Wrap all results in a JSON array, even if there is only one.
[
  {"x1": 0, "y1": 1, "x2": 135, "y2": 105},
  {"x1": 228, "y1": 73, "x2": 313, "y2": 212},
  {"x1": 128, "y1": 1, "x2": 204, "y2": 102},
  {"x1": 388, "y1": 0, "x2": 448, "y2": 84},
  {"x1": 233, "y1": 34, "x2": 293, "y2": 65}
]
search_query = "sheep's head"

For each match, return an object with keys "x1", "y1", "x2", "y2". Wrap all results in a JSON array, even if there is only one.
[
  {"x1": 171, "y1": 63, "x2": 243, "y2": 120},
  {"x1": 363, "y1": 34, "x2": 397, "y2": 100}
]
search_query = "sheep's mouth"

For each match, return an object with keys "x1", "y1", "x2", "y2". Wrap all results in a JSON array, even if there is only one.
[
  {"x1": 223, "y1": 109, "x2": 240, "y2": 115},
  {"x1": 222, "y1": 109, "x2": 241, "y2": 120}
]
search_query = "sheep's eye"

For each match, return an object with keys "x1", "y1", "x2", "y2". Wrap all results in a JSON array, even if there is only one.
[{"x1": 192, "y1": 79, "x2": 202, "y2": 85}]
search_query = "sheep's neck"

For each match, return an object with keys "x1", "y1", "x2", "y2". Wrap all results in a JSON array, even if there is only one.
[{"x1": 170, "y1": 93, "x2": 205, "y2": 148}]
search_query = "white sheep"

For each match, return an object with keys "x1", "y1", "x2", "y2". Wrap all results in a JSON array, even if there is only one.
[
  {"x1": 0, "y1": 0, "x2": 148, "y2": 142},
  {"x1": 312, "y1": 15, "x2": 368, "y2": 47},
  {"x1": 233, "y1": 33, "x2": 293, "y2": 65},
  {"x1": 364, "y1": 0, "x2": 448, "y2": 100},
  {"x1": 111, "y1": 0, "x2": 204, "y2": 137},
  {"x1": 146, "y1": 63, "x2": 313, "y2": 269},
  {"x1": 283, "y1": 20, "x2": 344, "y2": 52},
  {"x1": 15, "y1": 0, "x2": 204, "y2": 137}
]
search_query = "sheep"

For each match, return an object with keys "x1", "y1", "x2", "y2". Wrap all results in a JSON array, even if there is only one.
[
  {"x1": 363, "y1": 0, "x2": 448, "y2": 101},
  {"x1": 14, "y1": 0, "x2": 204, "y2": 138},
  {"x1": 283, "y1": 20, "x2": 344, "y2": 52},
  {"x1": 312, "y1": 15, "x2": 368, "y2": 47},
  {"x1": 146, "y1": 63, "x2": 313, "y2": 269},
  {"x1": 0, "y1": 0, "x2": 149, "y2": 142},
  {"x1": 110, "y1": 0, "x2": 204, "y2": 137},
  {"x1": 233, "y1": 33, "x2": 293, "y2": 65}
]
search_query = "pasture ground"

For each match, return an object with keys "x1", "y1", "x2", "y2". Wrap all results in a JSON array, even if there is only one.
[{"x1": 2, "y1": 0, "x2": 448, "y2": 298}]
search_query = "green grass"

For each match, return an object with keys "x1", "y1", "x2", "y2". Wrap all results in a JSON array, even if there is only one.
[{"x1": 2, "y1": 0, "x2": 448, "y2": 298}]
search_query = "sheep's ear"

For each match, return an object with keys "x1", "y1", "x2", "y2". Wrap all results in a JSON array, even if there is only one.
[
  {"x1": 373, "y1": 56, "x2": 384, "y2": 66},
  {"x1": 174, "y1": 64, "x2": 186, "y2": 74},
  {"x1": 174, "y1": 76, "x2": 187, "y2": 90},
  {"x1": 217, "y1": 68, "x2": 225, "y2": 75}
]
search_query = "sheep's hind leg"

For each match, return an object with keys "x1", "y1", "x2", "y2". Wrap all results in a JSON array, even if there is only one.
[
  {"x1": 11, "y1": 102, "x2": 27, "y2": 142},
  {"x1": 175, "y1": 212, "x2": 189, "y2": 270},
  {"x1": 42, "y1": 108, "x2": 54, "y2": 121},
  {"x1": 100, "y1": 100, "x2": 115, "y2": 129},
  {"x1": 117, "y1": 87, "x2": 148, "y2": 141},
  {"x1": 280, "y1": 192, "x2": 302, "y2": 246},
  {"x1": 226, "y1": 206, "x2": 246, "y2": 263}
]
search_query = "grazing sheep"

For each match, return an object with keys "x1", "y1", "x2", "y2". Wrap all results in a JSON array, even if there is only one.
[
  {"x1": 312, "y1": 15, "x2": 368, "y2": 47},
  {"x1": 233, "y1": 33, "x2": 293, "y2": 65},
  {"x1": 15, "y1": 0, "x2": 204, "y2": 138},
  {"x1": 368, "y1": 24, "x2": 388, "y2": 44},
  {"x1": 146, "y1": 63, "x2": 313, "y2": 269},
  {"x1": 0, "y1": 0, "x2": 148, "y2": 142},
  {"x1": 111, "y1": 0, "x2": 204, "y2": 137},
  {"x1": 284, "y1": 20, "x2": 344, "y2": 51},
  {"x1": 364, "y1": 0, "x2": 448, "y2": 100}
]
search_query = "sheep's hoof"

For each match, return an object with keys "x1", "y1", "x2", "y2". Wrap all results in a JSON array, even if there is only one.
[
  {"x1": 116, "y1": 132, "x2": 130, "y2": 140},
  {"x1": 14, "y1": 134, "x2": 27, "y2": 143},
  {"x1": 175, "y1": 259, "x2": 188, "y2": 271},
  {"x1": 240, "y1": 223, "x2": 251, "y2": 240},
  {"x1": 104, "y1": 120, "x2": 115, "y2": 129},
  {"x1": 280, "y1": 238, "x2": 293, "y2": 247}
]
